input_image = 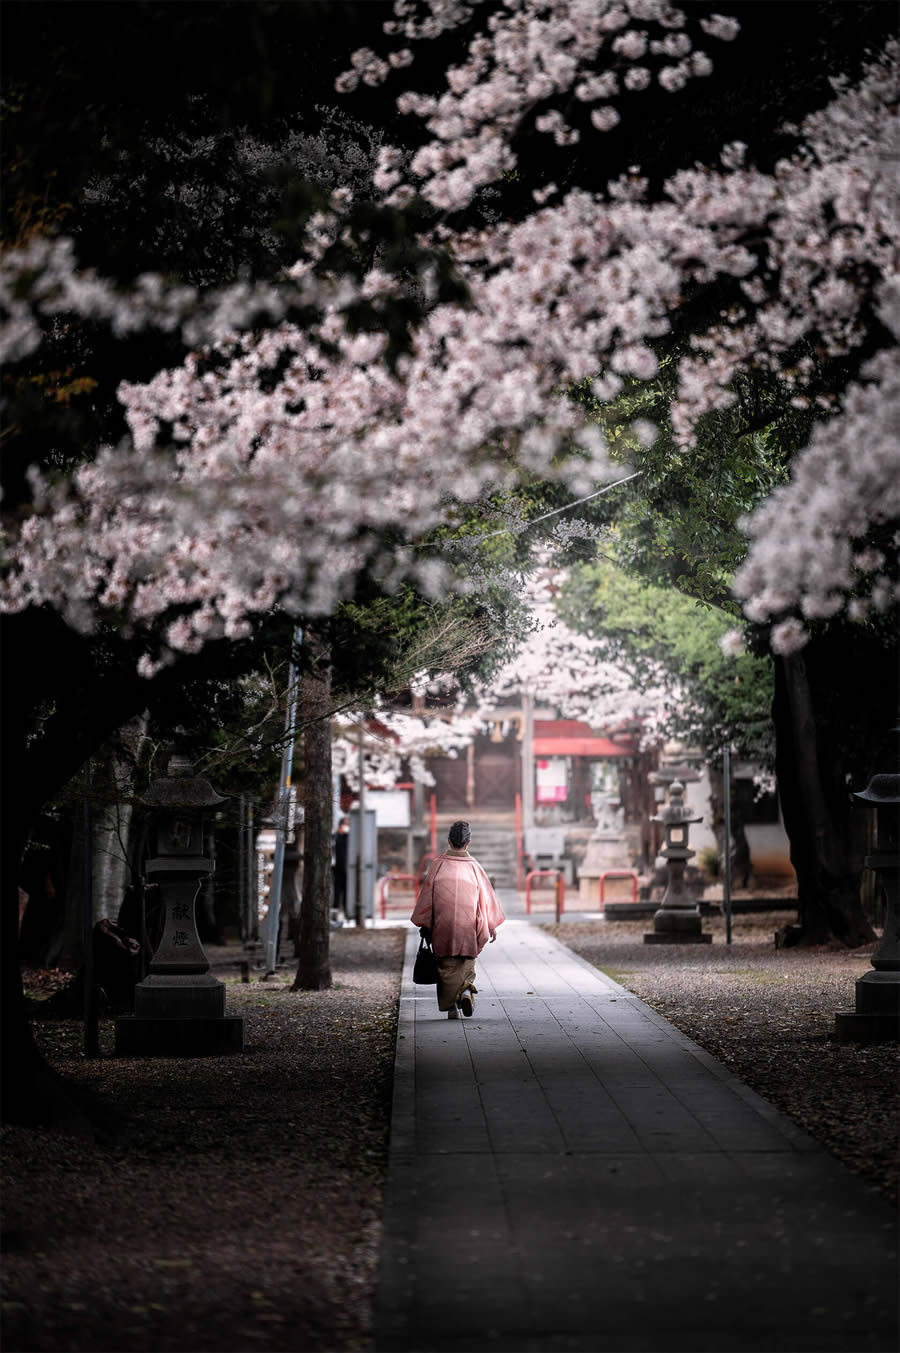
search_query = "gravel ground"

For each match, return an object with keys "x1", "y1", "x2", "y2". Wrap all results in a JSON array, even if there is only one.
[
  {"x1": 4, "y1": 913, "x2": 897, "y2": 1353},
  {"x1": 546, "y1": 911, "x2": 899, "y2": 1206},
  {"x1": 2, "y1": 927, "x2": 406, "y2": 1353}
]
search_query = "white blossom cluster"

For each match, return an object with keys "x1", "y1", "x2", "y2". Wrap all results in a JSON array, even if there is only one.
[
  {"x1": 1, "y1": 238, "x2": 612, "y2": 664},
  {"x1": 734, "y1": 343, "x2": 900, "y2": 652},
  {"x1": 342, "y1": 0, "x2": 739, "y2": 212},
  {"x1": 332, "y1": 700, "x2": 484, "y2": 789},
  {"x1": 0, "y1": 236, "x2": 196, "y2": 366},
  {"x1": 474, "y1": 569, "x2": 678, "y2": 734},
  {"x1": 0, "y1": 234, "x2": 355, "y2": 368}
]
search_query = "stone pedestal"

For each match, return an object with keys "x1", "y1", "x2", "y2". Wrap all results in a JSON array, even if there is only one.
[
  {"x1": 644, "y1": 906, "x2": 712, "y2": 944},
  {"x1": 578, "y1": 792, "x2": 630, "y2": 907},
  {"x1": 115, "y1": 1013, "x2": 245, "y2": 1056},
  {"x1": 834, "y1": 972, "x2": 900, "y2": 1041},
  {"x1": 834, "y1": 792, "x2": 899, "y2": 1043}
]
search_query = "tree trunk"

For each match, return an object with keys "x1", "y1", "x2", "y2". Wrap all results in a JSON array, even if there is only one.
[
  {"x1": 1, "y1": 723, "x2": 93, "y2": 1131},
  {"x1": 707, "y1": 763, "x2": 754, "y2": 888},
  {"x1": 772, "y1": 628, "x2": 895, "y2": 947},
  {"x1": 0, "y1": 605, "x2": 280, "y2": 1125},
  {"x1": 294, "y1": 640, "x2": 333, "y2": 992}
]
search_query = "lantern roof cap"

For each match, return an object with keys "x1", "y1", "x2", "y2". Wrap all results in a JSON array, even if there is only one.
[
  {"x1": 652, "y1": 779, "x2": 703, "y2": 826},
  {"x1": 141, "y1": 752, "x2": 228, "y2": 810},
  {"x1": 854, "y1": 772, "x2": 900, "y2": 805}
]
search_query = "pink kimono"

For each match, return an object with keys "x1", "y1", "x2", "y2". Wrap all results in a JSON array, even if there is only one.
[{"x1": 411, "y1": 848, "x2": 506, "y2": 1011}]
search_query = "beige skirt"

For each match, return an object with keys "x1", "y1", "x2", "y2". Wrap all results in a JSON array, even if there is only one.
[{"x1": 435, "y1": 955, "x2": 477, "y2": 1011}]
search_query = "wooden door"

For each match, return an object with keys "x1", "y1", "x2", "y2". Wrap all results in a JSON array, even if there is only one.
[
  {"x1": 429, "y1": 757, "x2": 468, "y2": 809},
  {"x1": 476, "y1": 755, "x2": 517, "y2": 808}
]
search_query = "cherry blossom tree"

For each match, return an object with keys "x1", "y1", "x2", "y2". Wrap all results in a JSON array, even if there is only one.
[
  {"x1": 3, "y1": 0, "x2": 898, "y2": 1115},
  {"x1": 347, "y1": 3, "x2": 898, "y2": 646},
  {"x1": 4, "y1": 14, "x2": 895, "y2": 664},
  {"x1": 473, "y1": 567, "x2": 677, "y2": 736}
]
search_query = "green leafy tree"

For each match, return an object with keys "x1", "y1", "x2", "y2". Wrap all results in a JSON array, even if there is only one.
[
  {"x1": 565, "y1": 361, "x2": 897, "y2": 944},
  {"x1": 560, "y1": 560, "x2": 774, "y2": 763}
]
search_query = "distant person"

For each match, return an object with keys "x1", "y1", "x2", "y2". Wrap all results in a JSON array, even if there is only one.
[
  {"x1": 411, "y1": 820, "x2": 505, "y2": 1019},
  {"x1": 333, "y1": 815, "x2": 350, "y2": 923}
]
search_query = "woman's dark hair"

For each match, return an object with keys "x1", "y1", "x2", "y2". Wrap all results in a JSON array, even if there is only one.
[{"x1": 448, "y1": 820, "x2": 471, "y2": 848}]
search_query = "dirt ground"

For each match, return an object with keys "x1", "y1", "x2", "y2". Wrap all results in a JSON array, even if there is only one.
[
  {"x1": 547, "y1": 910, "x2": 900, "y2": 1207},
  {"x1": 2, "y1": 928, "x2": 406, "y2": 1353}
]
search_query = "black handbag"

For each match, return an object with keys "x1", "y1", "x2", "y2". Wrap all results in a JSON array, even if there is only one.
[{"x1": 413, "y1": 935, "x2": 438, "y2": 985}]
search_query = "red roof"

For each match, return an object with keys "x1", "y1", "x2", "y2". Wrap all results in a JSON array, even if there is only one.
[{"x1": 533, "y1": 719, "x2": 635, "y2": 758}]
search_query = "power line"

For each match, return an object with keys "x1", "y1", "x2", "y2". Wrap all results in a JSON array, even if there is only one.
[{"x1": 414, "y1": 470, "x2": 644, "y2": 550}]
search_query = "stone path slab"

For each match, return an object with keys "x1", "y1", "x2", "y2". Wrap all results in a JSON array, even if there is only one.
[{"x1": 374, "y1": 920, "x2": 898, "y2": 1353}]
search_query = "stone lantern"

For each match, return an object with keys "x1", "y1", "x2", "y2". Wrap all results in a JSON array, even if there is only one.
[
  {"x1": 834, "y1": 772, "x2": 900, "y2": 1042},
  {"x1": 115, "y1": 751, "x2": 244, "y2": 1055},
  {"x1": 644, "y1": 780, "x2": 711, "y2": 945}
]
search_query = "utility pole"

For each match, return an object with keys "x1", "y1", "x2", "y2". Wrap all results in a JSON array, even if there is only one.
[
  {"x1": 522, "y1": 689, "x2": 535, "y2": 839},
  {"x1": 723, "y1": 746, "x2": 733, "y2": 945},
  {"x1": 356, "y1": 717, "x2": 366, "y2": 928},
  {"x1": 82, "y1": 762, "x2": 100, "y2": 1057},
  {"x1": 264, "y1": 627, "x2": 303, "y2": 976}
]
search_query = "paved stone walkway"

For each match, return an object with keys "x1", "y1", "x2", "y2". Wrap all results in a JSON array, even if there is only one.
[{"x1": 374, "y1": 918, "x2": 898, "y2": 1353}]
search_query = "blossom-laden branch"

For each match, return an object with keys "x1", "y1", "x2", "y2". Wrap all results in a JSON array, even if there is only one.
[
  {"x1": 1, "y1": 13, "x2": 897, "y2": 671},
  {"x1": 473, "y1": 568, "x2": 679, "y2": 740},
  {"x1": 332, "y1": 702, "x2": 485, "y2": 789},
  {"x1": 343, "y1": 0, "x2": 739, "y2": 212},
  {"x1": 734, "y1": 342, "x2": 900, "y2": 652}
]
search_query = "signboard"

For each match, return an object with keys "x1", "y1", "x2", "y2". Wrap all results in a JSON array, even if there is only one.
[
  {"x1": 536, "y1": 758, "x2": 568, "y2": 803},
  {"x1": 348, "y1": 807, "x2": 378, "y2": 920},
  {"x1": 362, "y1": 789, "x2": 411, "y2": 828}
]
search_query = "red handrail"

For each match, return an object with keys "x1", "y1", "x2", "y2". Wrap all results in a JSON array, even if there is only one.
[
  {"x1": 525, "y1": 869, "x2": 565, "y2": 921},
  {"x1": 599, "y1": 870, "x2": 639, "y2": 902},
  {"x1": 416, "y1": 852, "x2": 435, "y2": 887},
  {"x1": 378, "y1": 873, "x2": 420, "y2": 920}
]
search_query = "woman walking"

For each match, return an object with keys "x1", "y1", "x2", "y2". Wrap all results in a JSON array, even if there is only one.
[{"x1": 411, "y1": 821, "x2": 506, "y2": 1019}]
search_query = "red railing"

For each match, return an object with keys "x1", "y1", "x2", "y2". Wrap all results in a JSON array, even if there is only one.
[
  {"x1": 378, "y1": 873, "x2": 420, "y2": 920},
  {"x1": 515, "y1": 791, "x2": 524, "y2": 890},
  {"x1": 599, "y1": 870, "x2": 639, "y2": 902},
  {"x1": 525, "y1": 869, "x2": 565, "y2": 921}
]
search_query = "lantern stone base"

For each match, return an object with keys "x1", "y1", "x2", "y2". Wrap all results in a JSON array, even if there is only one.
[
  {"x1": 834, "y1": 971, "x2": 900, "y2": 1042},
  {"x1": 134, "y1": 972, "x2": 226, "y2": 1020},
  {"x1": 644, "y1": 931, "x2": 713, "y2": 944},
  {"x1": 115, "y1": 1013, "x2": 244, "y2": 1056},
  {"x1": 644, "y1": 908, "x2": 712, "y2": 944},
  {"x1": 834, "y1": 1010, "x2": 900, "y2": 1042},
  {"x1": 116, "y1": 973, "x2": 244, "y2": 1056}
]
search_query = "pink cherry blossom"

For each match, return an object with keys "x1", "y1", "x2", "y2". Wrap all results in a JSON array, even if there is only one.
[{"x1": 2, "y1": 10, "x2": 896, "y2": 674}]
